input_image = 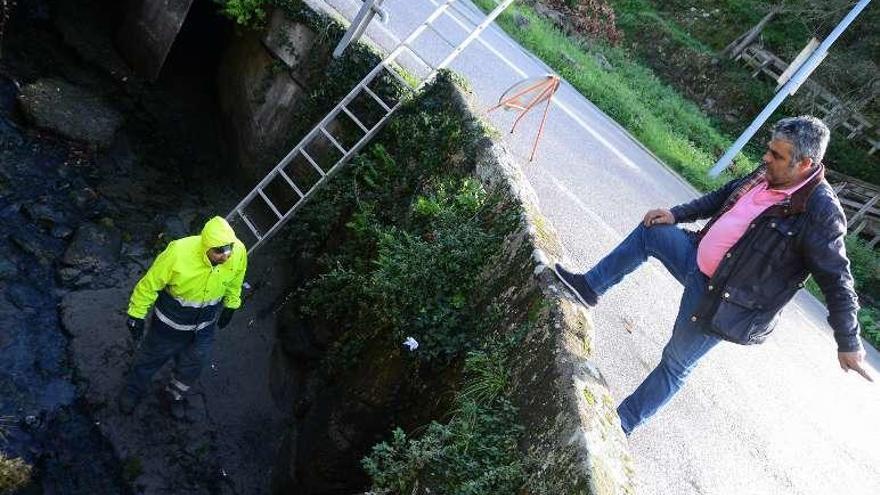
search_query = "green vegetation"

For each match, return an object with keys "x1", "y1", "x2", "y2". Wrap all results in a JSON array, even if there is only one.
[
  {"x1": 363, "y1": 349, "x2": 525, "y2": 494},
  {"x1": 214, "y1": 0, "x2": 267, "y2": 26},
  {"x1": 473, "y1": 0, "x2": 753, "y2": 191},
  {"x1": 806, "y1": 235, "x2": 880, "y2": 347},
  {"x1": 283, "y1": 72, "x2": 530, "y2": 489},
  {"x1": 0, "y1": 452, "x2": 32, "y2": 493},
  {"x1": 610, "y1": 0, "x2": 880, "y2": 183}
]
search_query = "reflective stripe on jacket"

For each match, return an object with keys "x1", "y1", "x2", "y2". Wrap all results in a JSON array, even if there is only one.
[{"x1": 127, "y1": 217, "x2": 248, "y2": 330}]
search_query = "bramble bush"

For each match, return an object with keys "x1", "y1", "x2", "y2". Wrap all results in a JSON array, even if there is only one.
[
  {"x1": 0, "y1": 452, "x2": 31, "y2": 493},
  {"x1": 362, "y1": 350, "x2": 525, "y2": 494},
  {"x1": 214, "y1": 0, "x2": 267, "y2": 26}
]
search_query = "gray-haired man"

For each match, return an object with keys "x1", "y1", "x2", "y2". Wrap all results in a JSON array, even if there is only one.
[{"x1": 555, "y1": 115, "x2": 872, "y2": 435}]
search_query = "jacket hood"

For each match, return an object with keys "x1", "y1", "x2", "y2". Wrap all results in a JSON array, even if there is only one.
[{"x1": 200, "y1": 216, "x2": 238, "y2": 250}]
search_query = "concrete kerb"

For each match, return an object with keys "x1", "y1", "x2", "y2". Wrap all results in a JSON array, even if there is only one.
[{"x1": 454, "y1": 82, "x2": 635, "y2": 494}]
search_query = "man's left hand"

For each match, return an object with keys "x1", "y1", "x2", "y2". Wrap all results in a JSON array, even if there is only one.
[
  {"x1": 218, "y1": 308, "x2": 235, "y2": 329},
  {"x1": 838, "y1": 350, "x2": 874, "y2": 382}
]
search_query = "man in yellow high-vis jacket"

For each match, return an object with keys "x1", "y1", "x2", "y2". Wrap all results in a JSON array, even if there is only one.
[{"x1": 118, "y1": 216, "x2": 247, "y2": 417}]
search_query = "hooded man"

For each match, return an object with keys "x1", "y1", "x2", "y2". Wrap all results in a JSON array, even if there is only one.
[{"x1": 118, "y1": 216, "x2": 247, "y2": 417}]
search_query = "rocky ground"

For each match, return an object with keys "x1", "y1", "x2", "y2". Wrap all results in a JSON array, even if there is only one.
[{"x1": 1, "y1": 1, "x2": 286, "y2": 493}]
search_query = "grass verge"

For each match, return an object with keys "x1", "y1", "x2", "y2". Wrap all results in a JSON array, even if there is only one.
[{"x1": 473, "y1": 0, "x2": 754, "y2": 191}]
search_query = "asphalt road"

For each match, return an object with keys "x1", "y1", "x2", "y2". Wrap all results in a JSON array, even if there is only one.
[{"x1": 306, "y1": 1, "x2": 880, "y2": 493}]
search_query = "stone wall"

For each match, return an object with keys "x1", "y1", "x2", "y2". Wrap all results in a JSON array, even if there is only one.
[
  {"x1": 116, "y1": 0, "x2": 195, "y2": 80},
  {"x1": 467, "y1": 94, "x2": 635, "y2": 494},
  {"x1": 217, "y1": 9, "x2": 318, "y2": 176},
  {"x1": 265, "y1": 74, "x2": 635, "y2": 493}
]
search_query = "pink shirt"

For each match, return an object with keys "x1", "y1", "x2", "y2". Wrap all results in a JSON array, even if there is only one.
[{"x1": 697, "y1": 168, "x2": 820, "y2": 278}]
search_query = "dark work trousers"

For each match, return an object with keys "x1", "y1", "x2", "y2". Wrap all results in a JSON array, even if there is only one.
[{"x1": 124, "y1": 315, "x2": 216, "y2": 399}]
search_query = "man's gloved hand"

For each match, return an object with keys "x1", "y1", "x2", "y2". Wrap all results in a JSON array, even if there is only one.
[
  {"x1": 218, "y1": 308, "x2": 235, "y2": 329},
  {"x1": 127, "y1": 317, "x2": 145, "y2": 341}
]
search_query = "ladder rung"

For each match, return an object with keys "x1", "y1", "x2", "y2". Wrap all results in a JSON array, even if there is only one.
[
  {"x1": 300, "y1": 150, "x2": 326, "y2": 177},
  {"x1": 403, "y1": 43, "x2": 436, "y2": 70},
  {"x1": 278, "y1": 169, "x2": 305, "y2": 198},
  {"x1": 382, "y1": 65, "x2": 416, "y2": 93},
  {"x1": 237, "y1": 209, "x2": 262, "y2": 241},
  {"x1": 341, "y1": 106, "x2": 369, "y2": 134},
  {"x1": 229, "y1": 0, "x2": 517, "y2": 255},
  {"x1": 361, "y1": 85, "x2": 391, "y2": 113},
  {"x1": 258, "y1": 189, "x2": 283, "y2": 219},
  {"x1": 320, "y1": 127, "x2": 348, "y2": 155}
]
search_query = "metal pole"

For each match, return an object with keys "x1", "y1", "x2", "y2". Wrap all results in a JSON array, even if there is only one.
[
  {"x1": 333, "y1": 0, "x2": 384, "y2": 59},
  {"x1": 708, "y1": 0, "x2": 873, "y2": 177}
]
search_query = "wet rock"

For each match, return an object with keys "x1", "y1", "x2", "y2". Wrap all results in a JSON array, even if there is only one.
[
  {"x1": 0, "y1": 258, "x2": 18, "y2": 280},
  {"x1": 57, "y1": 266, "x2": 82, "y2": 285},
  {"x1": 22, "y1": 199, "x2": 67, "y2": 230},
  {"x1": 50, "y1": 224, "x2": 74, "y2": 239},
  {"x1": 69, "y1": 187, "x2": 99, "y2": 209},
  {"x1": 61, "y1": 222, "x2": 122, "y2": 273},
  {"x1": 52, "y1": 0, "x2": 134, "y2": 83},
  {"x1": 17, "y1": 79, "x2": 123, "y2": 148},
  {"x1": 163, "y1": 216, "x2": 189, "y2": 241},
  {"x1": 74, "y1": 274, "x2": 94, "y2": 287},
  {"x1": 10, "y1": 233, "x2": 57, "y2": 265},
  {"x1": 6, "y1": 283, "x2": 42, "y2": 310}
]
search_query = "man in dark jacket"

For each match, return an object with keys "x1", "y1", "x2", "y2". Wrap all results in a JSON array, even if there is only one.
[{"x1": 554, "y1": 116, "x2": 872, "y2": 436}]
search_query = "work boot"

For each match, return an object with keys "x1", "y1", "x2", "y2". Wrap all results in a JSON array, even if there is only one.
[
  {"x1": 169, "y1": 397, "x2": 187, "y2": 421},
  {"x1": 159, "y1": 388, "x2": 188, "y2": 420},
  {"x1": 118, "y1": 392, "x2": 139, "y2": 415},
  {"x1": 553, "y1": 263, "x2": 599, "y2": 307},
  {"x1": 162, "y1": 378, "x2": 191, "y2": 420}
]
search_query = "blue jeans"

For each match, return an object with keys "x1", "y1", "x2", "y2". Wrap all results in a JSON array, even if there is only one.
[
  {"x1": 124, "y1": 316, "x2": 216, "y2": 399},
  {"x1": 585, "y1": 223, "x2": 721, "y2": 435}
]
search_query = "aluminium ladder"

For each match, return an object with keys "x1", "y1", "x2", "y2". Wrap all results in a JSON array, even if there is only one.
[{"x1": 227, "y1": 0, "x2": 515, "y2": 253}]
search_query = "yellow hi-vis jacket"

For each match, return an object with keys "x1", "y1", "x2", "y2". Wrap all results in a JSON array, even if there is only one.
[{"x1": 127, "y1": 217, "x2": 247, "y2": 331}]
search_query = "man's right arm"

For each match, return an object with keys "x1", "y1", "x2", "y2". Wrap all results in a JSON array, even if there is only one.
[
  {"x1": 669, "y1": 175, "x2": 748, "y2": 224},
  {"x1": 127, "y1": 243, "x2": 176, "y2": 319}
]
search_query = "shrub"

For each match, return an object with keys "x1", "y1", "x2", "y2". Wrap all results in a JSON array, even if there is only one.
[
  {"x1": 363, "y1": 352, "x2": 524, "y2": 494},
  {"x1": 214, "y1": 0, "x2": 267, "y2": 27},
  {"x1": 0, "y1": 453, "x2": 32, "y2": 493}
]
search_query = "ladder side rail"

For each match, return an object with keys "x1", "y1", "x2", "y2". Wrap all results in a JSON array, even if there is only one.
[
  {"x1": 235, "y1": 0, "x2": 519, "y2": 252},
  {"x1": 235, "y1": 209, "x2": 263, "y2": 241},
  {"x1": 396, "y1": 0, "x2": 457, "y2": 47},
  {"x1": 227, "y1": 66, "x2": 389, "y2": 218},
  {"x1": 418, "y1": 0, "x2": 516, "y2": 88},
  {"x1": 247, "y1": 101, "x2": 404, "y2": 253}
]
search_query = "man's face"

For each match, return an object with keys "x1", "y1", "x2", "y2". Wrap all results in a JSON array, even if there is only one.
[
  {"x1": 206, "y1": 246, "x2": 232, "y2": 264},
  {"x1": 763, "y1": 138, "x2": 811, "y2": 189}
]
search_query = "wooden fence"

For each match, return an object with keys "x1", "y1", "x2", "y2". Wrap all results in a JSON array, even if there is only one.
[
  {"x1": 827, "y1": 169, "x2": 880, "y2": 247},
  {"x1": 738, "y1": 45, "x2": 880, "y2": 156}
]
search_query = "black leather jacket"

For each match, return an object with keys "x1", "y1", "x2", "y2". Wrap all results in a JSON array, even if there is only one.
[{"x1": 670, "y1": 165, "x2": 862, "y2": 352}]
